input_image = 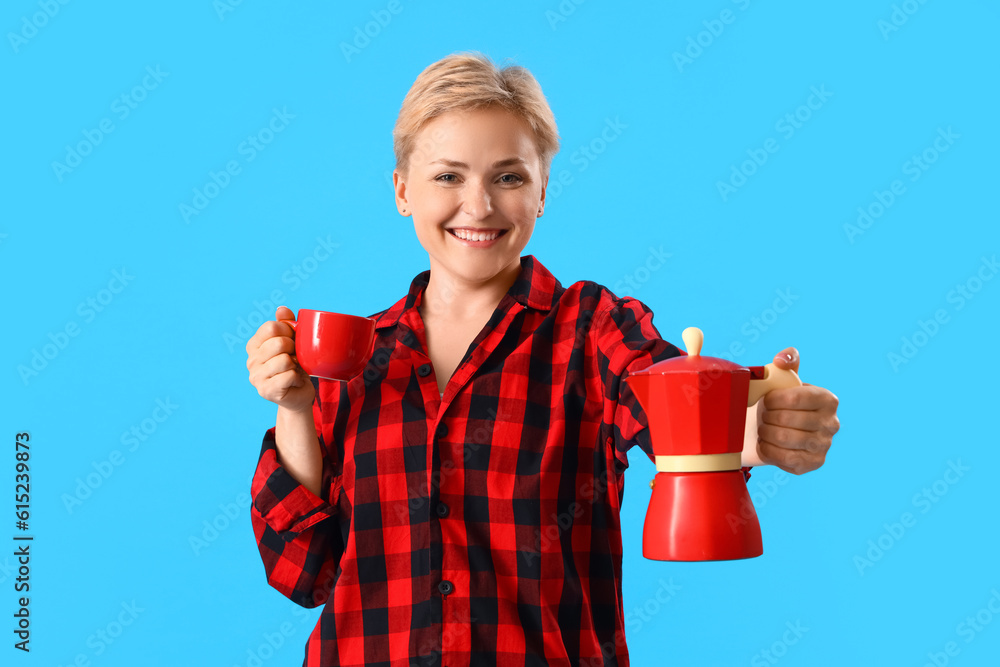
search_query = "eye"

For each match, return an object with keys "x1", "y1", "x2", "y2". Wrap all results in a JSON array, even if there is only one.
[
  {"x1": 435, "y1": 173, "x2": 457, "y2": 182},
  {"x1": 499, "y1": 173, "x2": 524, "y2": 184}
]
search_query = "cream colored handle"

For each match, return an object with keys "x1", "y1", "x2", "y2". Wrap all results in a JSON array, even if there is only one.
[{"x1": 747, "y1": 363, "x2": 802, "y2": 406}]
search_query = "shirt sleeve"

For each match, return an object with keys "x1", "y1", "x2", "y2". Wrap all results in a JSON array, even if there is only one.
[
  {"x1": 250, "y1": 382, "x2": 343, "y2": 608},
  {"x1": 593, "y1": 296, "x2": 754, "y2": 481},
  {"x1": 594, "y1": 296, "x2": 680, "y2": 472}
]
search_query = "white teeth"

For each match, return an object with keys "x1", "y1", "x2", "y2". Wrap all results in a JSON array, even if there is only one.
[{"x1": 452, "y1": 229, "x2": 500, "y2": 242}]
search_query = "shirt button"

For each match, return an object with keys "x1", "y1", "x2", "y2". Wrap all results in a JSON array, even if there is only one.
[
  {"x1": 417, "y1": 363, "x2": 432, "y2": 377},
  {"x1": 436, "y1": 423, "x2": 448, "y2": 439},
  {"x1": 436, "y1": 502, "x2": 450, "y2": 518},
  {"x1": 438, "y1": 580, "x2": 454, "y2": 596}
]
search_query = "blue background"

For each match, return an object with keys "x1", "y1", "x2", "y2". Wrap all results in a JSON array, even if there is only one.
[{"x1": 3, "y1": 1, "x2": 998, "y2": 665}]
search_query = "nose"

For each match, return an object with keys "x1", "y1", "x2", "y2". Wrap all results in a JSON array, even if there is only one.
[{"x1": 461, "y1": 180, "x2": 493, "y2": 219}]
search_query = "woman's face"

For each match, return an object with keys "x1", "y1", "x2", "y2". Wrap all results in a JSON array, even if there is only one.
[{"x1": 393, "y1": 106, "x2": 547, "y2": 292}]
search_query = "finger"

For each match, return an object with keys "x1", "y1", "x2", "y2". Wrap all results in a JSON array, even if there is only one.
[
  {"x1": 759, "y1": 407, "x2": 825, "y2": 432},
  {"x1": 275, "y1": 367, "x2": 308, "y2": 390},
  {"x1": 259, "y1": 352, "x2": 299, "y2": 382},
  {"x1": 245, "y1": 327, "x2": 266, "y2": 356},
  {"x1": 254, "y1": 365, "x2": 303, "y2": 399},
  {"x1": 259, "y1": 368, "x2": 305, "y2": 399},
  {"x1": 757, "y1": 439, "x2": 824, "y2": 475},
  {"x1": 757, "y1": 422, "x2": 829, "y2": 454},
  {"x1": 245, "y1": 320, "x2": 291, "y2": 355},
  {"x1": 274, "y1": 307, "x2": 296, "y2": 339},
  {"x1": 762, "y1": 385, "x2": 836, "y2": 411},
  {"x1": 246, "y1": 331, "x2": 294, "y2": 372},
  {"x1": 772, "y1": 347, "x2": 799, "y2": 372},
  {"x1": 247, "y1": 336, "x2": 298, "y2": 372},
  {"x1": 257, "y1": 334, "x2": 296, "y2": 363},
  {"x1": 293, "y1": 365, "x2": 311, "y2": 388}
]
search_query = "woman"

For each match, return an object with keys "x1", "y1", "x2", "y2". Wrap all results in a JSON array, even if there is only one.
[{"x1": 246, "y1": 52, "x2": 839, "y2": 667}]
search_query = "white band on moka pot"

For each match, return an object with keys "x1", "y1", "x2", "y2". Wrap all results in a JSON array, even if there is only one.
[{"x1": 654, "y1": 453, "x2": 743, "y2": 473}]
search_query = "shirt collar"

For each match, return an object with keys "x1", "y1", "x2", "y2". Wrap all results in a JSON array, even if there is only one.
[{"x1": 372, "y1": 254, "x2": 563, "y2": 330}]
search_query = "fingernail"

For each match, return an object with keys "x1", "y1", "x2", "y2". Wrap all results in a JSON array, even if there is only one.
[{"x1": 785, "y1": 353, "x2": 794, "y2": 362}]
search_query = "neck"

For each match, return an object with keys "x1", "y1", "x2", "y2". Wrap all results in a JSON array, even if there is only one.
[{"x1": 420, "y1": 258, "x2": 522, "y2": 322}]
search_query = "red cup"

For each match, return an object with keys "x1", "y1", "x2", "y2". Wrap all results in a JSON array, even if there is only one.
[{"x1": 279, "y1": 309, "x2": 376, "y2": 381}]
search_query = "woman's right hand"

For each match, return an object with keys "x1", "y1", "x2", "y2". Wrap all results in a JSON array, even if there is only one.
[{"x1": 246, "y1": 306, "x2": 315, "y2": 413}]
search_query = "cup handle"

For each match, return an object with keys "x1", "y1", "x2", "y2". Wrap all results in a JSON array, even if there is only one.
[
  {"x1": 278, "y1": 318, "x2": 296, "y2": 332},
  {"x1": 747, "y1": 363, "x2": 802, "y2": 407}
]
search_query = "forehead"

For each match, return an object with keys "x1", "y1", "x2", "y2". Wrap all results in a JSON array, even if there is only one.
[{"x1": 415, "y1": 107, "x2": 540, "y2": 167}]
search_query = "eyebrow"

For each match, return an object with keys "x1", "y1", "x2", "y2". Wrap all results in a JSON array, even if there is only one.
[{"x1": 429, "y1": 157, "x2": 529, "y2": 169}]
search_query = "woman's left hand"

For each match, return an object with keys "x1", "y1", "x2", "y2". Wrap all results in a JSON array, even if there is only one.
[{"x1": 754, "y1": 347, "x2": 840, "y2": 475}]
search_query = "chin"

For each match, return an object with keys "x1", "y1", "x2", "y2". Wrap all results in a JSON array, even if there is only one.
[{"x1": 438, "y1": 253, "x2": 517, "y2": 281}]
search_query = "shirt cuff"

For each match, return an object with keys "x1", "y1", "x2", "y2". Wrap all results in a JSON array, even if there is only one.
[{"x1": 251, "y1": 427, "x2": 338, "y2": 540}]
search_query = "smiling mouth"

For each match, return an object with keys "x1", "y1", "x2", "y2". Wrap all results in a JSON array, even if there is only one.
[{"x1": 447, "y1": 228, "x2": 508, "y2": 242}]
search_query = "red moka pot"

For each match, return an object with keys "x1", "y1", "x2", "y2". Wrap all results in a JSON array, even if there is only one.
[{"x1": 624, "y1": 327, "x2": 802, "y2": 561}]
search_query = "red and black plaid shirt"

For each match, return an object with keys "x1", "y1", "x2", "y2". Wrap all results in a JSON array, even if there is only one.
[{"x1": 251, "y1": 254, "x2": 748, "y2": 666}]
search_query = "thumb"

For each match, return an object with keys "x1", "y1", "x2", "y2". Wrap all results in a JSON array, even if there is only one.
[
  {"x1": 275, "y1": 305, "x2": 295, "y2": 322},
  {"x1": 773, "y1": 346, "x2": 800, "y2": 373}
]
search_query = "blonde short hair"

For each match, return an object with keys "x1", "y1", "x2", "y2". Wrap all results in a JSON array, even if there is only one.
[{"x1": 393, "y1": 52, "x2": 560, "y2": 180}]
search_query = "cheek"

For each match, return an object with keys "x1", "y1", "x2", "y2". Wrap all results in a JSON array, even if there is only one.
[
  {"x1": 518, "y1": 221, "x2": 536, "y2": 242},
  {"x1": 502, "y1": 192, "x2": 541, "y2": 218},
  {"x1": 417, "y1": 190, "x2": 457, "y2": 218},
  {"x1": 413, "y1": 220, "x2": 445, "y2": 248}
]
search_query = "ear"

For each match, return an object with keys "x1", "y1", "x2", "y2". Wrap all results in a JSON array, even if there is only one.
[
  {"x1": 537, "y1": 172, "x2": 549, "y2": 217},
  {"x1": 393, "y1": 168, "x2": 411, "y2": 216}
]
